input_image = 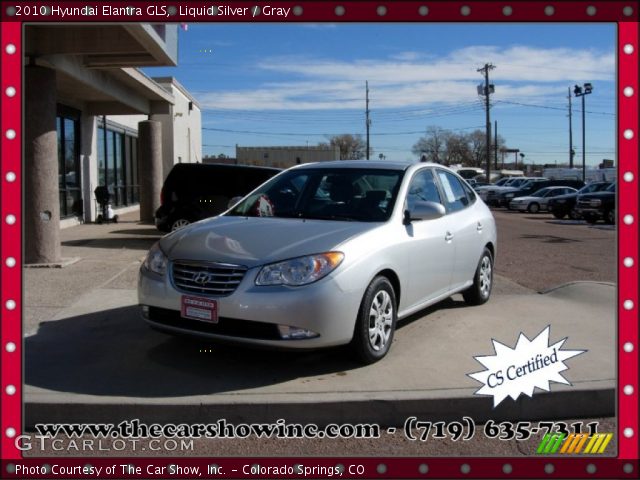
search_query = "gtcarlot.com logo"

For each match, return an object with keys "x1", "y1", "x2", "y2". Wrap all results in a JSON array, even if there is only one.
[{"x1": 537, "y1": 433, "x2": 613, "y2": 455}]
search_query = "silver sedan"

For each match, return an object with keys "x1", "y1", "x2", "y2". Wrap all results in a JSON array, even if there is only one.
[
  {"x1": 139, "y1": 161, "x2": 497, "y2": 363},
  {"x1": 508, "y1": 186, "x2": 578, "y2": 213}
]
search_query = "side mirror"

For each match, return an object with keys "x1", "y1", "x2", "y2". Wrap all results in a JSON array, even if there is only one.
[
  {"x1": 404, "y1": 201, "x2": 446, "y2": 224},
  {"x1": 227, "y1": 196, "x2": 243, "y2": 209}
]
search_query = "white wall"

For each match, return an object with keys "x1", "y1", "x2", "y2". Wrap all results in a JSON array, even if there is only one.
[{"x1": 151, "y1": 80, "x2": 202, "y2": 179}]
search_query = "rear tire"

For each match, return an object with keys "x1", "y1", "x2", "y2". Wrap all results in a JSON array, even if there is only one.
[
  {"x1": 171, "y1": 218, "x2": 191, "y2": 231},
  {"x1": 463, "y1": 248, "x2": 493, "y2": 306},
  {"x1": 351, "y1": 276, "x2": 397, "y2": 364},
  {"x1": 528, "y1": 203, "x2": 540, "y2": 213}
]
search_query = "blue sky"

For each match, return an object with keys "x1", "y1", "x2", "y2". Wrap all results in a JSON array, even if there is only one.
[{"x1": 143, "y1": 23, "x2": 616, "y2": 167}]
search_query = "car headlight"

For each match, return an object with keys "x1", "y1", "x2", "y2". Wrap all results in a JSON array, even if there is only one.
[
  {"x1": 590, "y1": 199, "x2": 602, "y2": 207},
  {"x1": 556, "y1": 199, "x2": 566, "y2": 203},
  {"x1": 143, "y1": 241, "x2": 168, "y2": 276},
  {"x1": 505, "y1": 193, "x2": 515, "y2": 199},
  {"x1": 256, "y1": 252, "x2": 344, "y2": 286}
]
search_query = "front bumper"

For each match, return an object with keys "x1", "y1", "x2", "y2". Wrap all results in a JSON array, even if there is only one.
[
  {"x1": 575, "y1": 206, "x2": 604, "y2": 219},
  {"x1": 138, "y1": 264, "x2": 363, "y2": 349}
]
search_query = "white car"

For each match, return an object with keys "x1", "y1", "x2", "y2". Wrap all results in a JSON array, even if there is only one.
[
  {"x1": 139, "y1": 161, "x2": 497, "y2": 363},
  {"x1": 508, "y1": 186, "x2": 578, "y2": 213}
]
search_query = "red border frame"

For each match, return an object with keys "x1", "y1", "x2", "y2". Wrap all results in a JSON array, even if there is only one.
[{"x1": 1, "y1": 2, "x2": 638, "y2": 478}]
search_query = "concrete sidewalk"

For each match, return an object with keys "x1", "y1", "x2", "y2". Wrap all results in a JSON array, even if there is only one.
[{"x1": 23, "y1": 214, "x2": 615, "y2": 428}]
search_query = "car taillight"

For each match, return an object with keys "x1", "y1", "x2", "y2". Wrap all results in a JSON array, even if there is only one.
[{"x1": 160, "y1": 187, "x2": 165, "y2": 205}]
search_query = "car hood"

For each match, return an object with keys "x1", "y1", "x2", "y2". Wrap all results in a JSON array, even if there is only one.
[
  {"x1": 577, "y1": 191, "x2": 615, "y2": 200},
  {"x1": 159, "y1": 215, "x2": 379, "y2": 267}
]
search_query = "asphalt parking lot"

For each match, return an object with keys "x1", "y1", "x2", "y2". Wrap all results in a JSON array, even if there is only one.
[
  {"x1": 491, "y1": 209, "x2": 615, "y2": 291},
  {"x1": 22, "y1": 210, "x2": 616, "y2": 457}
]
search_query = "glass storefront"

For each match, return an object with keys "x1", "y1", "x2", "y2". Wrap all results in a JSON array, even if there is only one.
[
  {"x1": 56, "y1": 107, "x2": 82, "y2": 218},
  {"x1": 97, "y1": 122, "x2": 139, "y2": 208}
]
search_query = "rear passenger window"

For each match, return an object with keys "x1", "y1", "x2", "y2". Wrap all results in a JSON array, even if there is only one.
[{"x1": 436, "y1": 170, "x2": 470, "y2": 213}]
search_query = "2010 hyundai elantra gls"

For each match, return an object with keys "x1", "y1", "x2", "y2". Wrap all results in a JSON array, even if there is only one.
[{"x1": 139, "y1": 161, "x2": 497, "y2": 363}]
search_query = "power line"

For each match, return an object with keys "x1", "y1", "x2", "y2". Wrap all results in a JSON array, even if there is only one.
[{"x1": 496, "y1": 100, "x2": 614, "y2": 116}]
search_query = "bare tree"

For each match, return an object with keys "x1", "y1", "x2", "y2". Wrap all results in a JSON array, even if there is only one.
[
  {"x1": 443, "y1": 132, "x2": 472, "y2": 166},
  {"x1": 467, "y1": 129, "x2": 507, "y2": 168},
  {"x1": 321, "y1": 134, "x2": 367, "y2": 160},
  {"x1": 411, "y1": 126, "x2": 447, "y2": 163}
]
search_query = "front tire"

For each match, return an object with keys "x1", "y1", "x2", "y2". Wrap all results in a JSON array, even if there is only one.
[
  {"x1": 552, "y1": 210, "x2": 566, "y2": 219},
  {"x1": 351, "y1": 276, "x2": 397, "y2": 364},
  {"x1": 463, "y1": 248, "x2": 493, "y2": 306},
  {"x1": 605, "y1": 209, "x2": 615, "y2": 225},
  {"x1": 528, "y1": 203, "x2": 540, "y2": 213},
  {"x1": 584, "y1": 213, "x2": 598, "y2": 224}
]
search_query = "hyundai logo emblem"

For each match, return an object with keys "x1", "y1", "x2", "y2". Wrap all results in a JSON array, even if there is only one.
[{"x1": 192, "y1": 272, "x2": 213, "y2": 285}]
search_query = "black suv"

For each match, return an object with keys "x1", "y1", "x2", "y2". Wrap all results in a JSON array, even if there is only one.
[
  {"x1": 575, "y1": 182, "x2": 616, "y2": 224},
  {"x1": 547, "y1": 181, "x2": 611, "y2": 219},
  {"x1": 499, "y1": 179, "x2": 585, "y2": 208},
  {"x1": 155, "y1": 163, "x2": 281, "y2": 232}
]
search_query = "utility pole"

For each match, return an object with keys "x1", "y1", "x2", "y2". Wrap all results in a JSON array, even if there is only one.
[
  {"x1": 568, "y1": 87, "x2": 574, "y2": 168},
  {"x1": 477, "y1": 63, "x2": 495, "y2": 182},
  {"x1": 365, "y1": 81, "x2": 371, "y2": 160},
  {"x1": 494, "y1": 120, "x2": 498, "y2": 170}
]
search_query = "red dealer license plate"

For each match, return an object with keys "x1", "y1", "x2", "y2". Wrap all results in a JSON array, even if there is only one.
[{"x1": 181, "y1": 296, "x2": 218, "y2": 323}]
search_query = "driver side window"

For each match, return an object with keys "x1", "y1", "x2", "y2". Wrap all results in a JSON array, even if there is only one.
[{"x1": 406, "y1": 169, "x2": 443, "y2": 211}]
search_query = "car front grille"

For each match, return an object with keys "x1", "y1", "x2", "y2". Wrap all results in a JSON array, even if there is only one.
[
  {"x1": 171, "y1": 260, "x2": 247, "y2": 296},
  {"x1": 577, "y1": 199, "x2": 591, "y2": 208}
]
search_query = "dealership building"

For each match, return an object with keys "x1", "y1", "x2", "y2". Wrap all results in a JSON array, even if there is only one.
[{"x1": 24, "y1": 24, "x2": 200, "y2": 265}]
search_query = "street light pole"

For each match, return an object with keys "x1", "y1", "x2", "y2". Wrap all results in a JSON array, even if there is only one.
[
  {"x1": 581, "y1": 93, "x2": 586, "y2": 182},
  {"x1": 574, "y1": 83, "x2": 593, "y2": 183}
]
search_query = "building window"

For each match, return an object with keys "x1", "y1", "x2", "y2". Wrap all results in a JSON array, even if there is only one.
[
  {"x1": 97, "y1": 123, "x2": 139, "y2": 208},
  {"x1": 56, "y1": 107, "x2": 82, "y2": 219}
]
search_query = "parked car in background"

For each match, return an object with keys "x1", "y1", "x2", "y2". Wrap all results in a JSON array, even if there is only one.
[
  {"x1": 575, "y1": 182, "x2": 616, "y2": 224},
  {"x1": 547, "y1": 181, "x2": 612, "y2": 219},
  {"x1": 508, "y1": 186, "x2": 578, "y2": 213},
  {"x1": 499, "y1": 179, "x2": 585, "y2": 208},
  {"x1": 476, "y1": 177, "x2": 542, "y2": 206},
  {"x1": 155, "y1": 163, "x2": 281, "y2": 232},
  {"x1": 139, "y1": 161, "x2": 497, "y2": 364}
]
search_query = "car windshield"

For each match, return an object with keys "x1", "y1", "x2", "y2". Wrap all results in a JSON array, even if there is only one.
[
  {"x1": 226, "y1": 168, "x2": 404, "y2": 222},
  {"x1": 578, "y1": 183, "x2": 608, "y2": 194},
  {"x1": 605, "y1": 183, "x2": 616, "y2": 192}
]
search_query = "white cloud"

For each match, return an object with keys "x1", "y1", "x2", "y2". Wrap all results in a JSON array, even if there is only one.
[{"x1": 198, "y1": 45, "x2": 614, "y2": 111}]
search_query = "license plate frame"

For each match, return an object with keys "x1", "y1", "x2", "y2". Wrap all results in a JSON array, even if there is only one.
[{"x1": 181, "y1": 295, "x2": 218, "y2": 324}]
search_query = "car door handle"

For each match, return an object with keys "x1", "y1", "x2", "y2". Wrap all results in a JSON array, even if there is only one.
[{"x1": 445, "y1": 232, "x2": 454, "y2": 242}]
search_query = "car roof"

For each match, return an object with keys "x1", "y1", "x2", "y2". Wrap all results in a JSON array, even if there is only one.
[{"x1": 292, "y1": 160, "x2": 415, "y2": 171}]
